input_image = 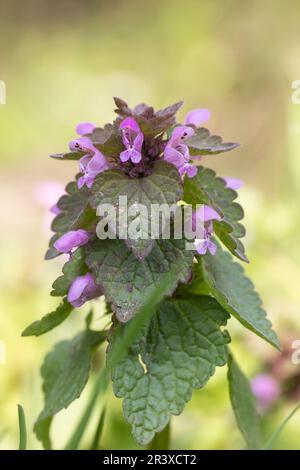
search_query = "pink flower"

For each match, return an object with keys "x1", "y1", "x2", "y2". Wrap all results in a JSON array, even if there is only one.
[
  {"x1": 77, "y1": 151, "x2": 109, "y2": 189},
  {"x1": 251, "y1": 374, "x2": 280, "y2": 412},
  {"x1": 54, "y1": 229, "x2": 90, "y2": 254},
  {"x1": 184, "y1": 108, "x2": 211, "y2": 127},
  {"x1": 50, "y1": 204, "x2": 61, "y2": 215},
  {"x1": 179, "y1": 163, "x2": 198, "y2": 178},
  {"x1": 76, "y1": 122, "x2": 96, "y2": 135},
  {"x1": 119, "y1": 117, "x2": 144, "y2": 164},
  {"x1": 192, "y1": 205, "x2": 222, "y2": 256},
  {"x1": 69, "y1": 130, "x2": 109, "y2": 189},
  {"x1": 68, "y1": 272, "x2": 103, "y2": 308},
  {"x1": 192, "y1": 205, "x2": 222, "y2": 225},
  {"x1": 195, "y1": 223, "x2": 217, "y2": 255},
  {"x1": 164, "y1": 126, "x2": 197, "y2": 178},
  {"x1": 34, "y1": 181, "x2": 64, "y2": 209},
  {"x1": 223, "y1": 177, "x2": 244, "y2": 191},
  {"x1": 34, "y1": 181, "x2": 65, "y2": 233}
]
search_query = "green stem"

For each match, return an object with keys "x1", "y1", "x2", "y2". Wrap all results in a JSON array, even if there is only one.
[
  {"x1": 65, "y1": 368, "x2": 109, "y2": 450},
  {"x1": 263, "y1": 402, "x2": 300, "y2": 450},
  {"x1": 148, "y1": 421, "x2": 170, "y2": 450},
  {"x1": 89, "y1": 405, "x2": 107, "y2": 450},
  {"x1": 17, "y1": 404, "x2": 27, "y2": 450}
]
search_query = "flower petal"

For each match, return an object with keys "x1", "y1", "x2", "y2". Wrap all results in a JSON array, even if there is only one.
[
  {"x1": 77, "y1": 175, "x2": 85, "y2": 189},
  {"x1": 69, "y1": 137, "x2": 95, "y2": 153},
  {"x1": 223, "y1": 177, "x2": 244, "y2": 190},
  {"x1": 86, "y1": 152, "x2": 108, "y2": 176},
  {"x1": 195, "y1": 239, "x2": 208, "y2": 255},
  {"x1": 164, "y1": 145, "x2": 185, "y2": 168},
  {"x1": 76, "y1": 122, "x2": 96, "y2": 136},
  {"x1": 54, "y1": 229, "x2": 90, "y2": 253},
  {"x1": 120, "y1": 149, "x2": 131, "y2": 162},
  {"x1": 251, "y1": 374, "x2": 280, "y2": 411},
  {"x1": 185, "y1": 164, "x2": 197, "y2": 178},
  {"x1": 185, "y1": 108, "x2": 211, "y2": 127},
  {"x1": 193, "y1": 205, "x2": 222, "y2": 223},
  {"x1": 67, "y1": 273, "x2": 91, "y2": 305},
  {"x1": 50, "y1": 204, "x2": 61, "y2": 215},
  {"x1": 119, "y1": 117, "x2": 141, "y2": 133},
  {"x1": 207, "y1": 239, "x2": 217, "y2": 255},
  {"x1": 170, "y1": 125, "x2": 194, "y2": 143},
  {"x1": 79, "y1": 154, "x2": 92, "y2": 172},
  {"x1": 130, "y1": 149, "x2": 142, "y2": 163}
]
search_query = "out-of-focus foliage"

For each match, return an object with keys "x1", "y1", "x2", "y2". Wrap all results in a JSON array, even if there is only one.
[{"x1": 1, "y1": 0, "x2": 300, "y2": 449}]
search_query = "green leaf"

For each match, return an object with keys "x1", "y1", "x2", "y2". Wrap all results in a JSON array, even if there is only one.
[
  {"x1": 227, "y1": 354, "x2": 261, "y2": 450},
  {"x1": 34, "y1": 328, "x2": 106, "y2": 449},
  {"x1": 175, "y1": 261, "x2": 211, "y2": 297},
  {"x1": 35, "y1": 417, "x2": 52, "y2": 450},
  {"x1": 86, "y1": 237, "x2": 193, "y2": 322},
  {"x1": 50, "y1": 151, "x2": 85, "y2": 161},
  {"x1": 51, "y1": 248, "x2": 87, "y2": 297},
  {"x1": 45, "y1": 234, "x2": 61, "y2": 260},
  {"x1": 148, "y1": 422, "x2": 170, "y2": 450},
  {"x1": 263, "y1": 402, "x2": 300, "y2": 450},
  {"x1": 17, "y1": 405, "x2": 27, "y2": 450},
  {"x1": 186, "y1": 127, "x2": 240, "y2": 155},
  {"x1": 90, "y1": 161, "x2": 183, "y2": 260},
  {"x1": 200, "y1": 245, "x2": 279, "y2": 349},
  {"x1": 91, "y1": 124, "x2": 124, "y2": 161},
  {"x1": 183, "y1": 166, "x2": 247, "y2": 262},
  {"x1": 51, "y1": 181, "x2": 95, "y2": 234},
  {"x1": 109, "y1": 296, "x2": 230, "y2": 446},
  {"x1": 107, "y1": 270, "x2": 178, "y2": 370},
  {"x1": 22, "y1": 298, "x2": 73, "y2": 337},
  {"x1": 113, "y1": 97, "x2": 183, "y2": 137}
]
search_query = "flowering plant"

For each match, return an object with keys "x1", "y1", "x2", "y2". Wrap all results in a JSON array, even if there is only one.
[{"x1": 23, "y1": 98, "x2": 279, "y2": 450}]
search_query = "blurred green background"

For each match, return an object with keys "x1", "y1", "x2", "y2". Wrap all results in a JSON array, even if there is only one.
[{"x1": 1, "y1": 0, "x2": 300, "y2": 450}]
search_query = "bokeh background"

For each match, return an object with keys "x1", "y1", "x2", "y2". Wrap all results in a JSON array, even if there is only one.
[{"x1": 1, "y1": 0, "x2": 300, "y2": 450}]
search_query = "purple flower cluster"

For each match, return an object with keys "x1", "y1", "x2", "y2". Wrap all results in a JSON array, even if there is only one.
[
  {"x1": 48, "y1": 100, "x2": 243, "y2": 308},
  {"x1": 67, "y1": 107, "x2": 212, "y2": 190}
]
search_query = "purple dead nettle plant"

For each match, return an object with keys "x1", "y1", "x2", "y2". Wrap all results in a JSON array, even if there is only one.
[{"x1": 23, "y1": 98, "x2": 280, "y2": 450}]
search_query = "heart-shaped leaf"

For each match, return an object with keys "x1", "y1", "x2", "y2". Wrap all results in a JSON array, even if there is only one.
[
  {"x1": 110, "y1": 296, "x2": 230, "y2": 445},
  {"x1": 86, "y1": 237, "x2": 193, "y2": 322},
  {"x1": 90, "y1": 161, "x2": 183, "y2": 260}
]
